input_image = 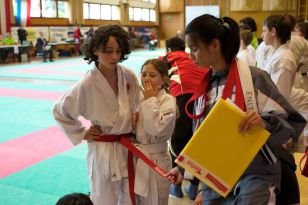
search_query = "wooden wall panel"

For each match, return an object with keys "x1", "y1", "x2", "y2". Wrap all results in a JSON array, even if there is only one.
[
  {"x1": 158, "y1": 13, "x2": 184, "y2": 40},
  {"x1": 30, "y1": 18, "x2": 70, "y2": 26},
  {"x1": 230, "y1": 0, "x2": 261, "y2": 11},
  {"x1": 159, "y1": 0, "x2": 184, "y2": 12}
]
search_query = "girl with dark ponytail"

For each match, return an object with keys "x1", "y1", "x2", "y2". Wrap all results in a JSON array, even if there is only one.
[{"x1": 166, "y1": 14, "x2": 306, "y2": 205}]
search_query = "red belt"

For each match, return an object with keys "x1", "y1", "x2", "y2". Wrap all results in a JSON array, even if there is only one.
[{"x1": 95, "y1": 133, "x2": 168, "y2": 205}]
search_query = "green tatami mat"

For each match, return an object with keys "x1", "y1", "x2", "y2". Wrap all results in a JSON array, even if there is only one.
[
  {"x1": 0, "y1": 145, "x2": 88, "y2": 205},
  {"x1": 0, "y1": 97, "x2": 56, "y2": 142}
]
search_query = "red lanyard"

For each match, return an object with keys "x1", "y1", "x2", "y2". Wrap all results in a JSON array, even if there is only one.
[{"x1": 185, "y1": 59, "x2": 246, "y2": 120}]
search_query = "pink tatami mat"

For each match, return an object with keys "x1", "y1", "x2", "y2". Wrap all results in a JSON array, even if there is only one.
[
  {"x1": 10, "y1": 68, "x2": 85, "y2": 77},
  {"x1": 0, "y1": 118, "x2": 90, "y2": 178},
  {"x1": 0, "y1": 126, "x2": 74, "y2": 178},
  {"x1": 0, "y1": 88, "x2": 63, "y2": 100}
]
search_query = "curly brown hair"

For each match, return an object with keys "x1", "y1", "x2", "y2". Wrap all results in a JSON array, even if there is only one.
[{"x1": 81, "y1": 24, "x2": 131, "y2": 64}]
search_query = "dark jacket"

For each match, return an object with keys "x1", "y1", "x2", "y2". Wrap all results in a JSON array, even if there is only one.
[{"x1": 36, "y1": 37, "x2": 47, "y2": 53}]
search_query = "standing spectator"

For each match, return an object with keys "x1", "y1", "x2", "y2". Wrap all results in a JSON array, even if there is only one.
[
  {"x1": 36, "y1": 32, "x2": 54, "y2": 62},
  {"x1": 87, "y1": 26, "x2": 94, "y2": 38},
  {"x1": 17, "y1": 26, "x2": 28, "y2": 45},
  {"x1": 237, "y1": 29, "x2": 256, "y2": 66},
  {"x1": 149, "y1": 30, "x2": 158, "y2": 50},
  {"x1": 74, "y1": 25, "x2": 84, "y2": 55},
  {"x1": 294, "y1": 22, "x2": 308, "y2": 40},
  {"x1": 239, "y1": 17, "x2": 258, "y2": 48},
  {"x1": 0, "y1": 34, "x2": 4, "y2": 45}
]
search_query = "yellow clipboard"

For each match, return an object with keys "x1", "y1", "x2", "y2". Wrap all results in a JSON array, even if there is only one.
[{"x1": 175, "y1": 98, "x2": 270, "y2": 197}]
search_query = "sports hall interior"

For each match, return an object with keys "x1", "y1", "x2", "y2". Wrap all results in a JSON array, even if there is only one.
[{"x1": 0, "y1": 0, "x2": 307, "y2": 205}]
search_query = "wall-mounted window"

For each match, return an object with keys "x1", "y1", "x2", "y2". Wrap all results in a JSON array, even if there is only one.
[
  {"x1": 133, "y1": 0, "x2": 156, "y2": 3},
  {"x1": 129, "y1": 7, "x2": 156, "y2": 22},
  {"x1": 83, "y1": 3, "x2": 120, "y2": 20},
  {"x1": 12, "y1": 0, "x2": 69, "y2": 18}
]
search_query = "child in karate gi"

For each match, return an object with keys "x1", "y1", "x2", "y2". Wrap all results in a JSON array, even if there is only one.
[
  {"x1": 237, "y1": 29, "x2": 256, "y2": 66},
  {"x1": 134, "y1": 59, "x2": 177, "y2": 205},
  {"x1": 167, "y1": 14, "x2": 306, "y2": 205},
  {"x1": 259, "y1": 14, "x2": 308, "y2": 205},
  {"x1": 53, "y1": 24, "x2": 139, "y2": 205}
]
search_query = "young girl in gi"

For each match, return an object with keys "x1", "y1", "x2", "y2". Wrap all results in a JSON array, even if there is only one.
[
  {"x1": 167, "y1": 14, "x2": 306, "y2": 205},
  {"x1": 53, "y1": 25, "x2": 139, "y2": 205},
  {"x1": 134, "y1": 59, "x2": 176, "y2": 205}
]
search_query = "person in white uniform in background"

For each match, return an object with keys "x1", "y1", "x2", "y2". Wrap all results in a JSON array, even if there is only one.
[
  {"x1": 293, "y1": 21, "x2": 308, "y2": 149},
  {"x1": 284, "y1": 14, "x2": 308, "y2": 91},
  {"x1": 53, "y1": 24, "x2": 139, "y2": 205},
  {"x1": 258, "y1": 15, "x2": 308, "y2": 150},
  {"x1": 237, "y1": 29, "x2": 256, "y2": 66},
  {"x1": 133, "y1": 59, "x2": 177, "y2": 205},
  {"x1": 260, "y1": 14, "x2": 307, "y2": 205},
  {"x1": 293, "y1": 21, "x2": 308, "y2": 91}
]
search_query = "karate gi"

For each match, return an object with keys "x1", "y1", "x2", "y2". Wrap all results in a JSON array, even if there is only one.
[
  {"x1": 134, "y1": 89, "x2": 176, "y2": 205},
  {"x1": 257, "y1": 42, "x2": 308, "y2": 142},
  {"x1": 237, "y1": 48, "x2": 256, "y2": 66},
  {"x1": 258, "y1": 43, "x2": 297, "y2": 99},
  {"x1": 53, "y1": 65, "x2": 139, "y2": 205},
  {"x1": 288, "y1": 35, "x2": 308, "y2": 90},
  {"x1": 256, "y1": 41, "x2": 272, "y2": 69}
]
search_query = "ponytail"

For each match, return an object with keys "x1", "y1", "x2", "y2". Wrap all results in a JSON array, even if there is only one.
[
  {"x1": 185, "y1": 14, "x2": 240, "y2": 64},
  {"x1": 220, "y1": 16, "x2": 240, "y2": 63}
]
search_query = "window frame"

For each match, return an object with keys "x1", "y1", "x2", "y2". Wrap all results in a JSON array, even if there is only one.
[
  {"x1": 129, "y1": 7, "x2": 156, "y2": 22},
  {"x1": 83, "y1": 3, "x2": 120, "y2": 21},
  {"x1": 12, "y1": 0, "x2": 69, "y2": 18}
]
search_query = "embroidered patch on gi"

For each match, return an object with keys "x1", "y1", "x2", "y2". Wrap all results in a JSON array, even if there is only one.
[{"x1": 127, "y1": 83, "x2": 131, "y2": 94}]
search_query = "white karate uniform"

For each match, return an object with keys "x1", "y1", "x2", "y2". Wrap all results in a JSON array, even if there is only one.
[
  {"x1": 258, "y1": 43, "x2": 297, "y2": 99},
  {"x1": 134, "y1": 89, "x2": 176, "y2": 205},
  {"x1": 247, "y1": 45, "x2": 256, "y2": 66},
  {"x1": 237, "y1": 48, "x2": 256, "y2": 66},
  {"x1": 257, "y1": 43, "x2": 308, "y2": 141},
  {"x1": 256, "y1": 41, "x2": 272, "y2": 69},
  {"x1": 289, "y1": 87, "x2": 308, "y2": 137},
  {"x1": 53, "y1": 65, "x2": 139, "y2": 205},
  {"x1": 288, "y1": 35, "x2": 308, "y2": 90},
  {"x1": 288, "y1": 35, "x2": 308, "y2": 66}
]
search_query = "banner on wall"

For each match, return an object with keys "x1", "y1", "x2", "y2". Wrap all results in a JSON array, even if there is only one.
[
  {"x1": 49, "y1": 27, "x2": 74, "y2": 42},
  {"x1": 11, "y1": 26, "x2": 93, "y2": 44},
  {"x1": 16, "y1": 0, "x2": 31, "y2": 26},
  {"x1": 0, "y1": 0, "x2": 11, "y2": 34},
  {"x1": 11, "y1": 26, "x2": 48, "y2": 45}
]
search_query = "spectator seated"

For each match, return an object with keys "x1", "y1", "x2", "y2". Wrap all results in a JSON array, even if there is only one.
[{"x1": 35, "y1": 32, "x2": 54, "y2": 62}]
